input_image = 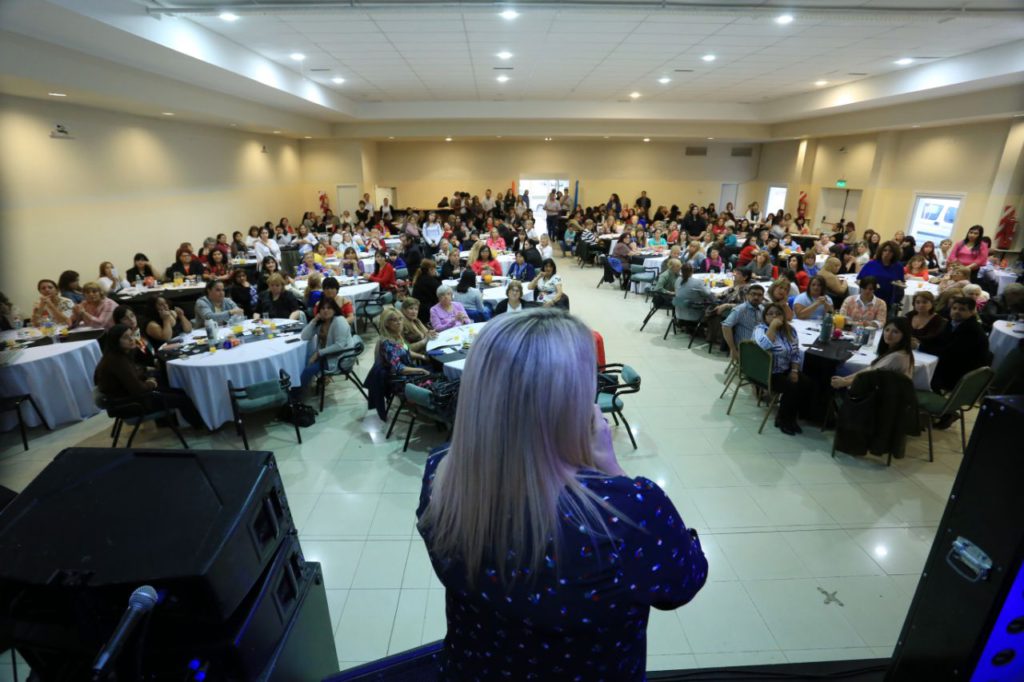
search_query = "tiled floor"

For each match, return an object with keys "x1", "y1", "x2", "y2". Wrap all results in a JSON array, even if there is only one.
[{"x1": 0, "y1": 255, "x2": 972, "y2": 677}]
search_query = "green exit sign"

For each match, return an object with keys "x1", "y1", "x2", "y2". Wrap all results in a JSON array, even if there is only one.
[{"x1": 836, "y1": 179, "x2": 847, "y2": 188}]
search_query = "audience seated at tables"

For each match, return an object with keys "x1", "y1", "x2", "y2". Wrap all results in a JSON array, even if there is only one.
[
  {"x1": 257, "y1": 256, "x2": 291, "y2": 291},
  {"x1": 416, "y1": 308, "x2": 706, "y2": 681},
  {"x1": 529, "y1": 259, "x2": 567, "y2": 309},
  {"x1": 431, "y1": 284, "x2": 472, "y2": 331},
  {"x1": 398, "y1": 297, "x2": 437, "y2": 352},
  {"x1": 244, "y1": 225, "x2": 260, "y2": 248},
  {"x1": 471, "y1": 245, "x2": 504, "y2": 276},
  {"x1": 926, "y1": 297, "x2": 990, "y2": 402},
  {"x1": 113, "y1": 306, "x2": 157, "y2": 366},
  {"x1": 904, "y1": 254, "x2": 930, "y2": 281},
  {"x1": 303, "y1": 272, "x2": 324, "y2": 311},
  {"x1": 858, "y1": 241, "x2": 905, "y2": 308},
  {"x1": 367, "y1": 251, "x2": 398, "y2": 293},
  {"x1": 30, "y1": 279, "x2": 74, "y2": 327},
  {"x1": 257, "y1": 273, "x2": 306, "y2": 322},
  {"x1": 753, "y1": 303, "x2": 813, "y2": 435},
  {"x1": 784, "y1": 253, "x2": 809, "y2": 292},
  {"x1": 506, "y1": 250, "x2": 536, "y2": 282},
  {"x1": 337, "y1": 247, "x2": 364, "y2": 278},
  {"x1": 655, "y1": 258, "x2": 682, "y2": 294},
  {"x1": 947, "y1": 225, "x2": 989, "y2": 280},
  {"x1": 904, "y1": 290, "x2": 947, "y2": 347},
  {"x1": 94, "y1": 323, "x2": 204, "y2": 429},
  {"x1": 538, "y1": 233, "x2": 555, "y2": 261},
  {"x1": 702, "y1": 247, "x2": 726, "y2": 274},
  {"x1": 56, "y1": 270, "x2": 83, "y2": 304},
  {"x1": 314, "y1": 277, "x2": 356, "y2": 325},
  {"x1": 793, "y1": 276, "x2": 834, "y2": 321},
  {"x1": 166, "y1": 249, "x2": 206, "y2": 281},
  {"x1": 144, "y1": 296, "x2": 192, "y2": 343},
  {"x1": 831, "y1": 317, "x2": 916, "y2": 389},
  {"x1": 193, "y1": 280, "x2": 243, "y2": 327},
  {"x1": 961, "y1": 284, "x2": 989, "y2": 313},
  {"x1": 673, "y1": 262, "x2": 713, "y2": 325},
  {"x1": 722, "y1": 285, "x2": 765, "y2": 360},
  {"x1": 295, "y1": 297, "x2": 357, "y2": 392},
  {"x1": 453, "y1": 270, "x2": 486, "y2": 318},
  {"x1": 493, "y1": 280, "x2": 538, "y2": 315},
  {"x1": 227, "y1": 269, "x2": 259, "y2": 318},
  {"x1": 74, "y1": 282, "x2": 118, "y2": 330},
  {"x1": 438, "y1": 250, "x2": 464, "y2": 281},
  {"x1": 204, "y1": 248, "x2": 232, "y2": 282},
  {"x1": 229, "y1": 231, "x2": 249, "y2": 257},
  {"x1": 0, "y1": 292, "x2": 20, "y2": 331},
  {"x1": 612, "y1": 233, "x2": 639, "y2": 261},
  {"x1": 749, "y1": 251, "x2": 773, "y2": 281},
  {"x1": 765, "y1": 279, "x2": 796, "y2": 321},
  {"x1": 378, "y1": 308, "x2": 432, "y2": 380},
  {"x1": 412, "y1": 259, "x2": 443, "y2": 325},
  {"x1": 839, "y1": 276, "x2": 887, "y2": 328},
  {"x1": 97, "y1": 261, "x2": 128, "y2": 294},
  {"x1": 400, "y1": 233, "x2": 425, "y2": 275},
  {"x1": 126, "y1": 253, "x2": 158, "y2": 284},
  {"x1": 818, "y1": 256, "x2": 850, "y2": 301},
  {"x1": 253, "y1": 225, "x2": 282, "y2": 263},
  {"x1": 296, "y1": 250, "x2": 326, "y2": 278},
  {"x1": 981, "y1": 283, "x2": 1024, "y2": 329}
]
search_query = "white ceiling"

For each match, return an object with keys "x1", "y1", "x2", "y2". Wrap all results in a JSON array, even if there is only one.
[{"x1": 181, "y1": 2, "x2": 1024, "y2": 103}]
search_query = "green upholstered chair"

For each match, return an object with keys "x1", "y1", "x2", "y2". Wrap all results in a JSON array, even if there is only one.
[
  {"x1": 94, "y1": 388, "x2": 189, "y2": 449},
  {"x1": 596, "y1": 363, "x2": 642, "y2": 449},
  {"x1": 228, "y1": 369, "x2": 300, "y2": 450},
  {"x1": 726, "y1": 340, "x2": 778, "y2": 434},
  {"x1": 355, "y1": 292, "x2": 393, "y2": 333},
  {"x1": 317, "y1": 337, "x2": 367, "y2": 411},
  {"x1": 626, "y1": 263, "x2": 658, "y2": 300},
  {"x1": 916, "y1": 366, "x2": 994, "y2": 461}
]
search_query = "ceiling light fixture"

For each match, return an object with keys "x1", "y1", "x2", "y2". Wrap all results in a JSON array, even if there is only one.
[
  {"x1": 894, "y1": 57, "x2": 914, "y2": 65},
  {"x1": 496, "y1": 75, "x2": 510, "y2": 83},
  {"x1": 775, "y1": 14, "x2": 794, "y2": 25},
  {"x1": 658, "y1": 77, "x2": 671, "y2": 84},
  {"x1": 814, "y1": 79, "x2": 828, "y2": 86},
  {"x1": 445, "y1": 137, "x2": 452, "y2": 142},
  {"x1": 304, "y1": 135, "x2": 312, "y2": 139},
  {"x1": 331, "y1": 76, "x2": 345, "y2": 84},
  {"x1": 642, "y1": 138, "x2": 650, "y2": 142},
  {"x1": 707, "y1": 137, "x2": 714, "y2": 140},
  {"x1": 496, "y1": 51, "x2": 513, "y2": 60},
  {"x1": 629, "y1": 91, "x2": 641, "y2": 99},
  {"x1": 273, "y1": 130, "x2": 281, "y2": 134},
  {"x1": 290, "y1": 53, "x2": 306, "y2": 62},
  {"x1": 162, "y1": 112, "x2": 175, "y2": 116},
  {"x1": 219, "y1": 12, "x2": 239, "y2": 22},
  {"x1": 48, "y1": 92, "x2": 67, "y2": 97},
  {"x1": 499, "y1": 9, "x2": 519, "y2": 20},
  {"x1": 702, "y1": 54, "x2": 716, "y2": 62},
  {"x1": 388, "y1": 136, "x2": 395, "y2": 139}
]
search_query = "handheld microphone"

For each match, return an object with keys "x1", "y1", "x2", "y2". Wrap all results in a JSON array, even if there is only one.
[{"x1": 91, "y1": 585, "x2": 158, "y2": 679}]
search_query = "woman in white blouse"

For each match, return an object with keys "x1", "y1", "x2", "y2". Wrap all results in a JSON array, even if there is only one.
[
  {"x1": 528, "y1": 258, "x2": 567, "y2": 309},
  {"x1": 97, "y1": 261, "x2": 128, "y2": 294},
  {"x1": 253, "y1": 226, "x2": 282, "y2": 263},
  {"x1": 538, "y1": 234, "x2": 554, "y2": 261},
  {"x1": 244, "y1": 225, "x2": 260, "y2": 248}
]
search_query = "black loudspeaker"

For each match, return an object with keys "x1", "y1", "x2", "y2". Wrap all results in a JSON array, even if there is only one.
[
  {"x1": 887, "y1": 396, "x2": 1024, "y2": 681},
  {"x1": 0, "y1": 448, "x2": 337, "y2": 681}
]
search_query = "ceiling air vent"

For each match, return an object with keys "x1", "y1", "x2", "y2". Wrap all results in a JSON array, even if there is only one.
[
  {"x1": 674, "y1": 69, "x2": 694, "y2": 73},
  {"x1": 685, "y1": 146, "x2": 708, "y2": 157},
  {"x1": 847, "y1": 72, "x2": 868, "y2": 76},
  {"x1": 731, "y1": 147, "x2": 753, "y2": 157},
  {"x1": 309, "y1": 68, "x2": 330, "y2": 72},
  {"x1": 493, "y1": 66, "x2": 513, "y2": 70}
]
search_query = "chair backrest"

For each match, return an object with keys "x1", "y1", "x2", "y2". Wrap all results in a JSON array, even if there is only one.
[
  {"x1": 405, "y1": 382, "x2": 434, "y2": 408},
  {"x1": 229, "y1": 369, "x2": 290, "y2": 412},
  {"x1": 942, "y1": 366, "x2": 995, "y2": 414},
  {"x1": 629, "y1": 263, "x2": 645, "y2": 275},
  {"x1": 608, "y1": 256, "x2": 623, "y2": 274},
  {"x1": 738, "y1": 340, "x2": 773, "y2": 389}
]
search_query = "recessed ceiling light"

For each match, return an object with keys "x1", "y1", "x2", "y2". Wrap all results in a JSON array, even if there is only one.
[
  {"x1": 162, "y1": 112, "x2": 175, "y2": 116},
  {"x1": 775, "y1": 14, "x2": 794, "y2": 25},
  {"x1": 496, "y1": 75, "x2": 510, "y2": 83},
  {"x1": 290, "y1": 53, "x2": 306, "y2": 62},
  {"x1": 388, "y1": 136, "x2": 395, "y2": 139},
  {"x1": 911, "y1": 125, "x2": 920, "y2": 128},
  {"x1": 273, "y1": 130, "x2": 281, "y2": 134},
  {"x1": 603, "y1": 136, "x2": 610, "y2": 139},
  {"x1": 496, "y1": 135, "x2": 503, "y2": 138},
  {"x1": 894, "y1": 57, "x2": 914, "y2": 65},
  {"x1": 496, "y1": 51, "x2": 513, "y2": 60},
  {"x1": 304, "y1": 135, "x2": 312, "y2": 139},
  {"x1": 642, "y1": 138, "x2": 650, "y2": 142},
  {"x1": 544, "y1": 137, "x2": 552, "y2": 141},
  {"x1": 219, "y1": 12, "x2": 239, "y2": 22},
  {"x1": 331, "y1": 76, "x2": 345, "y2": 84},
  {"x1": 229, "y1": 123, "x2": 237, "y2": 127},
  {"x1": 629, "y1": 91, "x2": 641, "y2": 99},
  {"x1": 702, "y1": 54, "x2": 716, "y2": 62},
  {"x1": 47, "y1": 92, "x2": 67, "y2": 97},
  {"x1": 445, "y1": 137, "x2": 452, "y2": 142},
  {"x1": 707, "y1": 137, "x2": 715, "y2": 140},
  {"x1": 658, "y1": 77, "x2": 671, "y2": 84},
  {"x1": 499, "y1": 9, "x2": 519, "y2": 20},
  {"x1": 814, "y1": 79, "x2": 828, "y2": 87}
]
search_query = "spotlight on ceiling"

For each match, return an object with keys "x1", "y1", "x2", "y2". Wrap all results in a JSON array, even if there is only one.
[
  {"x1": 629, "y1": 91, "x2": 641, "y2": 99},
  {"x1": 894, "y1": 57, "x2": 914, "y2": 66},
  {"x1": 290, "y1": 53, "x2": 306, "y2": 62},
  {"x1": 642, "y1": 138, "x2": 650, "y2": 142},
  {"x1": 162, "y1": 112, "x2": 175, "y2": 116},
  {"x1": 331, "y1": 76, "x2": 345, "y2": 84},
  {"x1": 48, "y1": 92, "x2": 67, "y2": 97},
  {"x1": 775, "y1": 14, "x2": 794, "y2": 25},
  {"x1": 702, "y1": 54, "x2": 716, "y2": 62},
  {"x1": 445, "y1": 137, "x2": 453, "y2": 142},
  {"x1": 219, "y1": 12, "x2": 239, "y2": 22},
  {"x1": 814, "y1": 79, "x2": 828, "y2": 86},
  {"x1": 496, "y1": 75, "x2": 510, "y2": 83},
  {"x1": 499, "y1": 9, "x2": 519, "y2": 20},
  {"x1": 658, "y1": 77, "x2": 671, "y2": 84},
  {"x1": 496, "y1": 51, "x2": 513, "y2": 60}
]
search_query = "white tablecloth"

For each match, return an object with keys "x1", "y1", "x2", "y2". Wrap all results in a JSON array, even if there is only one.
[
  {"x1": 117, "y1": 283, "x2": 206, "y2": 299},
  {"x1": 837, "y1": 275, "x2": 938, "y2": 311},
  {"x1": 791, "y1": 319, "x2": 937, "y2": 390},
  {"x1": 441, "y1": 277, "x2": 535, "y2": 305},
  {"x1": 289, "y1": 279, "x2": 379, "y2": 302},
  {"x1": 0, "y1": 339, "x2": 101, "y2": 430},
  {"x1": 458, "y1": 251, "x2": 516, "y2": 275},
  {"x1": 692, "y1": 273, "x2": 732, "y2": 298},
  {"x1": 990, "y1": 320, "x2": 1024, "y2": 370},
  {"x1": 426, "y1": 322, "x2": 487, "y2": 379},
  {"x1": 166, "y1": 319, "x2": 314, "y2": 430},
  {"x1": 993, "y1": 269, "x2": 1018, "y2": 296}
]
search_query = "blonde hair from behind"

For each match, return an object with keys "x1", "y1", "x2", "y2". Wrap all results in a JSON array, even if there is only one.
[{"x1": 418, "y1": 308, "x2": 621, "y2": 587}]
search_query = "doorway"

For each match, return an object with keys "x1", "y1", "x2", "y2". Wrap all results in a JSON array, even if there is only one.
[
  {"x1": 374, "y1": 186, "x2": 397, "y2": 212},
  {"x1": 518, "y1": 177, "x2": 570, "y2": 234},
  {"x1": 720, "y1": 183, "x2": 739, "y2": 214},
  {"x1": 818, "y1": 188, "x2": 862, "y2": 231},
  {"x1": 765, "y1": 186, "x2": 788, "y2": 217},
  {"x1": 335, "y1": 184, "x2": 360, "y2": 218}
]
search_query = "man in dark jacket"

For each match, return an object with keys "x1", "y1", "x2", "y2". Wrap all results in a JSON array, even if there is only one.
[
  {"x1": 980, "y1": 283, "x2": 1024, "y2": 330},
  {"x1": 926, "y1": 297, "x2": 990, "y2": 425},
  {"x1": 400, "y1": 234, "x2": 424, "y2": 277}
]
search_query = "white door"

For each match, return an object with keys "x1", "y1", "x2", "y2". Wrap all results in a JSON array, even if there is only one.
[
  {"x1": 765, "y1": 186, "x2": 787, "y2": 216},
  {"x1": 335, "y1": 184, "x2": 360, "y2": 217},
  {"x1": 720, "y1": 183, "x2": 738, "y2": 213},
  {"x1": 818, "y1": 188, "x2": 862, "y2": 230},
  {"x1": 375, "y1": 186, "x2": 396, "y2": 211},
  {"x1": 908, "y1": 194, "x2": 962, "y2": 243}
]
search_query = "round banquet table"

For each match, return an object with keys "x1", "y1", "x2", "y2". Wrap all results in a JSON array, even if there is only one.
[
  {"x1": 837, "y1": 276, "x2": 938, "y2": 312},
  {"x1": 165, "y1": 319, "x2": 315, "y2": 430},
  {"x1": 791, "y1": 319, "x2": 938, "y2": 391},
  {"x1": 993, "y1": 269, "x2": 1018, "y2": 296},
  {"x1": 989, "y1": 320, "x2": 1024, "y2": 370},
  {"x1": 289, "y1": 278, "x2": 379, "y2": 302},
  {"x1": 426, "y1": 322, "x2": 487, "y2": 379},
  {"x1": 691, "y1": 273, "x2": 732, "y2": 298},
  {"x1": 0, "y1": 339, "x2": 102, "y2": 431},
  {"x1": 459, "y1": 251, "x2": 515, "y2": 275},
  {"x1": 441, "y1": 277, "x2": 535, "y2": 305}
]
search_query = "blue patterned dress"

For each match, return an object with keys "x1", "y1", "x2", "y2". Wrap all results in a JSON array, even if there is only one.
[{"x1": 417, "y1": 448, "x2": 708, "y2": 681}]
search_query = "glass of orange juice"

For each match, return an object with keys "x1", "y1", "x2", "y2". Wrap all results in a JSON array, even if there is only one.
[
  {"x1": 833, "y1": 313, "x2": 846, "y2": 330},
  {"x1": 173, "y1": 274, "x2": 184, "y2": 286}
]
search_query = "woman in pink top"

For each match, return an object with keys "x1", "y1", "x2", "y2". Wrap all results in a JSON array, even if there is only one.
[
  {"x1": 430, "y1": 285, "x2": 471, "y2": 331},
  {"x1": 948, "y1": 225, "x2": 989, "y2": 277},
  {"x1": 486, "y1": 229, "x2": 506, "y2": 252},
  {"x1": 74, "y1": 281, "x2": 118, "y2": 329}
]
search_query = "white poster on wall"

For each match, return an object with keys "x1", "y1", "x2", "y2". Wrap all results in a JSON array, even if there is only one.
[{"x1": 908, "y1": 195, "x2": 961, "y2": 243}]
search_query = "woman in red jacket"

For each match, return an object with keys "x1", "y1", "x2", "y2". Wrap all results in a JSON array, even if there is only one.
[
  {"x1": 736, "y1": 237, "x2": 758, "y2": 268},
  {"x1": 367, "y1": 251, "x2": 397, "y2": 291},
  {"x1": 471, "y1": 245, "x2": 503, "y2": 276},
  {"x1": 786, "y1": 253, "x2": 810, "y2": 292}
]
